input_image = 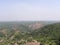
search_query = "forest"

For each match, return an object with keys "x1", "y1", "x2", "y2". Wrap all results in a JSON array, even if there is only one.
[{"x1": 0, "y1": 21, "x2": 60, "y2": 45}]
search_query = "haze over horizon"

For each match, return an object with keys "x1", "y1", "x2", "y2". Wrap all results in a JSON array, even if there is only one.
[{"x1": 0, "y1": 0, "x2": 60, "y2": 21}]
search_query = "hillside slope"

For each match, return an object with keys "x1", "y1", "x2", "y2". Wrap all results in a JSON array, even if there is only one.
[{"x1": 31, "y1": 23, "x2": 60, "y2": 45}]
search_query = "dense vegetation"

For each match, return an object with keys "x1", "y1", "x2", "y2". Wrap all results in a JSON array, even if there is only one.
[
  {"x1": 0, "y1": 22, "x2": 60, "y2": 45},
  {"x1": 31, "y1": 23, "x2": 60, "y2": 45}
]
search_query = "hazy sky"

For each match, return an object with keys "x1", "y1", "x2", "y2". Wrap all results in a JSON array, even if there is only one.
[{"x1": 0, "y1": 0, "x2": 60, "y2": 21}]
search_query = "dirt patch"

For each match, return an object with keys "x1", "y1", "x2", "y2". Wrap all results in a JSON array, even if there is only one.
[{"x1": 25, "y1": 41, "x2": 40, "y2": 45}]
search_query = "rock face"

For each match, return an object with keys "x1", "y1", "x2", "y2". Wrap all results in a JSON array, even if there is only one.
[
  {"x1": 14, "y1": 43, "x2": 18, "y2": 45},
  {"x1": 28, "y1": 23, "x2": 44, "y2": 30}
]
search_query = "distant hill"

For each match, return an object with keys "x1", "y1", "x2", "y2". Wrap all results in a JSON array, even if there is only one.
[
  {"x1": 0, "y1": 21, "x2": 58, "y2": 37},
  {"x1": 0, "y1": 21, "x2": 57, "y2": 32}
]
